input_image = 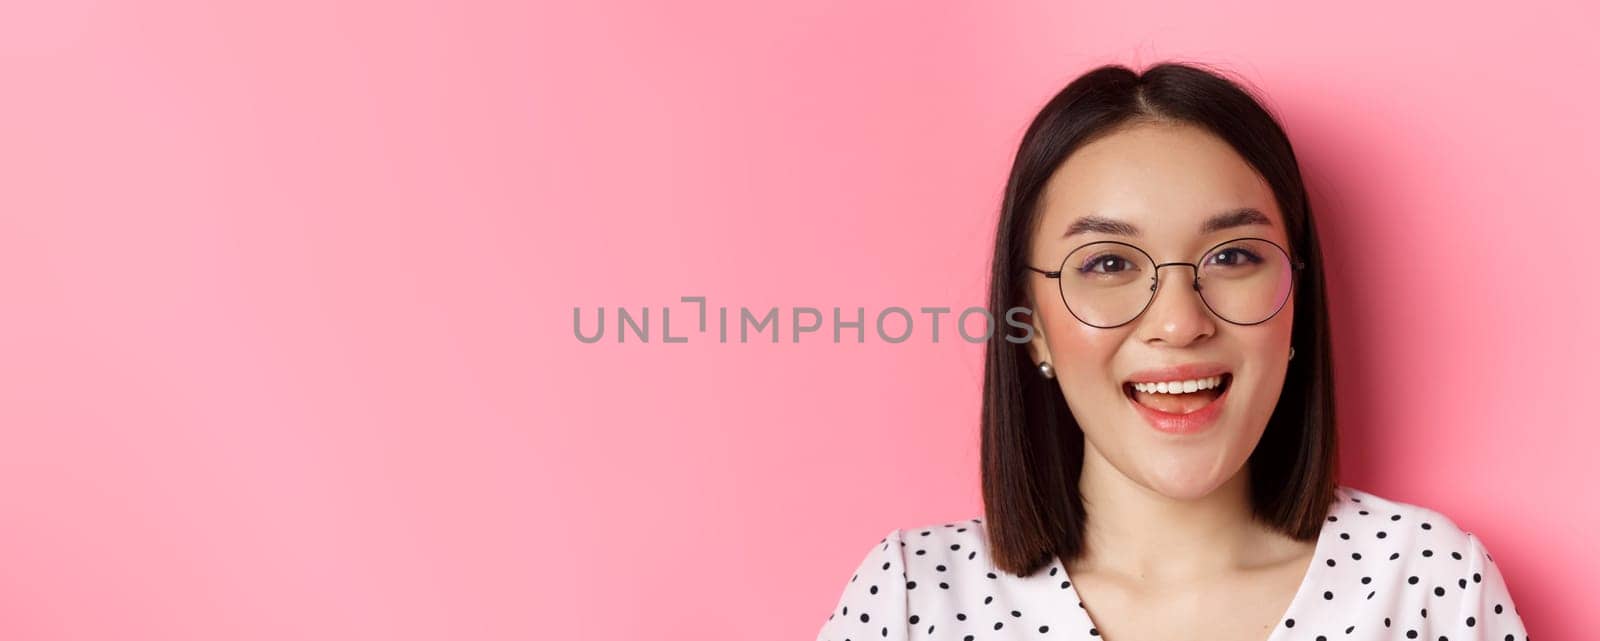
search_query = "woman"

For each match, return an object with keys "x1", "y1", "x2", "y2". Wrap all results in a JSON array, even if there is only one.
[{"x1": 815, "y1": 62, "x2": 1528, "y2": 641}]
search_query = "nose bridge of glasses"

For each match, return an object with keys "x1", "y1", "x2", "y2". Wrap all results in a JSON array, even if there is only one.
[
  {"x1": 1150, "y1": 261, "x2": 1201, "y2": 291},
  {"x1": 1139, "y1": 261, "x2": 1215, "y2": 333}
]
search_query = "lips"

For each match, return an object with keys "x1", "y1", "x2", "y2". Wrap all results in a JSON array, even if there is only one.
[
  {"x1": 1123, "y1": 362, "x2": 1232, "y2": 384},
  {"x1": 1122, "y1": 373, "x2": 1232, "y2": 404},
  {"x1": 1122, "y1": 372, "x2": 1233, "y2": 435}
]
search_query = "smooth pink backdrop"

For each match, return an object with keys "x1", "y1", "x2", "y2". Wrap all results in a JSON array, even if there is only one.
[{"x1": 1, "y1": 1, "x2": 1592, "y2": 639}]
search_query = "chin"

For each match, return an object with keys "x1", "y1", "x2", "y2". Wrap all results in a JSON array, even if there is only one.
[
  {"x1": 1132, "y1": 445, "x2": 1247, "y2": 496},
  {"x1": 1141, "y1": 472, "x2": 1233, "y2": 502}
]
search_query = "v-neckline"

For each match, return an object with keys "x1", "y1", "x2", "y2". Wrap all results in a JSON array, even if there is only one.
[{"x1": 1050, "y1": 487, "x2": 1345, "y2": 640}]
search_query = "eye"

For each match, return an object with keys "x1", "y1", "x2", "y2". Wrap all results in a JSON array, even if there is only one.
[
  {"x1": 1079, "y1": 254, "x2": 1133, "y2": 274},
  {"x1": 1208, "y1": 247, "x2": 1263, "y2": 267}
]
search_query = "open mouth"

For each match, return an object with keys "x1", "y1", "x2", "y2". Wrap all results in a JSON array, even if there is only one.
[{"x1": 1123, "y1": 373, "x2": 1233, "y2": 415}]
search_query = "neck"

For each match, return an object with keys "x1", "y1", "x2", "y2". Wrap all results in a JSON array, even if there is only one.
[{"x1": 1073, "y1": 443, "x2": 1268, "y2": 582}]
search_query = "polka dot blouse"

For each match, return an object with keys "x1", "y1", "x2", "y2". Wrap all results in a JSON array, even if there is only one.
[{"x1": 816, "y1": 486, "x2": 1528, "y2": 640}]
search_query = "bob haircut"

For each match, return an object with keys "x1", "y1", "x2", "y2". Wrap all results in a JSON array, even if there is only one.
[{"x1": 980, "y1": 61, "x2": 1339, "y2": 577}]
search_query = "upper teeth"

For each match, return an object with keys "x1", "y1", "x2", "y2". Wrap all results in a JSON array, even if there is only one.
[{"x1": 1132, "y1": 375, "x2": 1225, "y2": 394}]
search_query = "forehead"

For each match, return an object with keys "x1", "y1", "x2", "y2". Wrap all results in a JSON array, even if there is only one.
[{"x1": 1035, "y1": 122, "x2": 1286, "y2": 245}]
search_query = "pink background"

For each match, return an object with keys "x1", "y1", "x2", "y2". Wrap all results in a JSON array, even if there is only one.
[{"x1": 1, "y1": 0, "x2": 1592, "y2": 639}]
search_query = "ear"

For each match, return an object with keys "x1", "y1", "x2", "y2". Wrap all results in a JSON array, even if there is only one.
[{"x1": 1023, "y1": 302, "x2": 1053, "y2": 368}]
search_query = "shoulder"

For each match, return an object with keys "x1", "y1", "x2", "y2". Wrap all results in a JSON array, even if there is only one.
[
  {"x1": 1326, "y1": 486, "x2": 1528, "y2": 637},
  {"x1": 1330, "y1": 485, "x2": 1482, "y2": 557},
  {"x1": 815, "y1": 518, "x2": 994, "y2": 641},
  {"x1": 840, "y1": 515, "x2": 1011, "y2": 594},
  {"x1": 851, "y1": 516, "x2": 999, "y2": 582},
  {"x1": 897, "y1": 517, "x2": 992, "y2": 565}
]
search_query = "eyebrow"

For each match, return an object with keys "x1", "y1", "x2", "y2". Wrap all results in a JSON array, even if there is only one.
[{"x1": 1062, "y1": 207, "x2": 1273, "y2": 239}]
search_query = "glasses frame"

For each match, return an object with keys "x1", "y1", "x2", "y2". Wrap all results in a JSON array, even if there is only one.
[{"x1": 1025, "y1": 236, "x2": 1308, "y2": 329}]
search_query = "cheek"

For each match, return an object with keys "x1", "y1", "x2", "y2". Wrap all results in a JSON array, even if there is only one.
[
  {"x1": 1260, "y1": 299, "x2": 1296, "y2": 354},
  {"x1": 1232, "y1": 304, "x2": 1296, "y2": 421},
  {"x1": 1040, "y1": 309, "x2": 1123, "y2": 401},
  {"x1": 1046, "y1": 317, "x2": 1112, "y2": 359}
]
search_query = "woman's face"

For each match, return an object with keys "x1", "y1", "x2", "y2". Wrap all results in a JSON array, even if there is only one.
[{"x1": 1025, "y1": 121, "x2": 1295, "y2": 501}]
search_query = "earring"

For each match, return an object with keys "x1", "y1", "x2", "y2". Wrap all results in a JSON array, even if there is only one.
[
  {"x1": 1289, "y1": 347, "x2": 1296, "y2": 361},
  {"x1": 1038, "y1": 362, "x2": 1056, "y2": 379}
]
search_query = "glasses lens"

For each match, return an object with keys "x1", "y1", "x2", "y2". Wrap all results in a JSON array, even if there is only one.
[
  {"x1": 1197, "y1": 238, "x2": 1294, "y2": 324},
  {"x1": 1058, "y1": 242, "x2": 1156, "y2": 327}
]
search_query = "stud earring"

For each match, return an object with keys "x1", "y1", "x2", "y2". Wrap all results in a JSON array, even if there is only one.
[
  {"x1": 1289, "y1": 347, "x2": 1296, "y2": 361},
  {"x1": 1038, "y1": 362, "x2": 1056, "y2": 379}
]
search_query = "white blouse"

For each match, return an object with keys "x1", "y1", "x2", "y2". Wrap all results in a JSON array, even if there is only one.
[{"x1": 816, "y1": 486, "x2": 1528, "y2": 641}]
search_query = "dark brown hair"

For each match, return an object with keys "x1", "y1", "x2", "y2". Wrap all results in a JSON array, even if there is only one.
[{"x1": 980, "y1": 61, "x2": 1339, "y2": 576}]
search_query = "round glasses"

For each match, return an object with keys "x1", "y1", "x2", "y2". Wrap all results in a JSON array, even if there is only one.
[{"x1": 1026, "y1": 237, "x2": 1306, "y2": 328}]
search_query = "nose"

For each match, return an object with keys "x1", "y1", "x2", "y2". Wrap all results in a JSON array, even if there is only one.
[{"x1": 1136, "y1": 263, "x2": 1217, "y2": 347}]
